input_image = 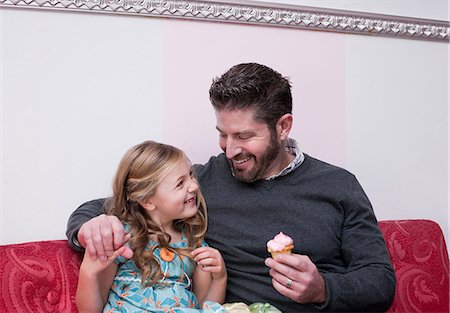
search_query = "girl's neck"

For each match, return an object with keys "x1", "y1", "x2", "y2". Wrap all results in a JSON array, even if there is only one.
[
  {"x1": 166, "y1": 228, "x2": 182, "y2": 243},
  {"x1": 152, "y1": 223, "x2": 182, "y2": 243}
]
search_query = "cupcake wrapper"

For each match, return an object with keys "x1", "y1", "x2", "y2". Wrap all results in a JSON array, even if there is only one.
[{"x1": 269, "y1": 247, "x2": 293, "y2": 259}]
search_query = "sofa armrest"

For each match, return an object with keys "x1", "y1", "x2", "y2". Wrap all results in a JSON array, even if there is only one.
[
  {"x1": 379, "y1": 219, "x2": 449, "y2": 313},
  {"x1": 0, "y1": 240, "x2": 82, "y2": 313}
]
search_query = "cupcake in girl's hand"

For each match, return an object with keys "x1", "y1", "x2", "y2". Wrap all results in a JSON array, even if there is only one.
[{"x1": 266, "y1": 232, "x2": 294, "y2": 258}]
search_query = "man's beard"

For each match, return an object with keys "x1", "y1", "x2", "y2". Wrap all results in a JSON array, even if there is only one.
[{"x1": 228, "y1": 134, "x2": 281, "y2": 183}]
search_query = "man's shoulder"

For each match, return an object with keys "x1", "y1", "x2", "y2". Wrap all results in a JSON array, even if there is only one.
[
  {"x1": 193, "y1": 153, "x2": 227, "y2": 175},
  {"x1": 298, "y1": 155, "x2": 366, "y2": 196},
  {"x1": 301, "y1": 154, "x2": 355, "y2": 180}
]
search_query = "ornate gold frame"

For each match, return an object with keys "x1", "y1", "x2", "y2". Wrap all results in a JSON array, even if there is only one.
[{"x1": 1, "y1": 0, "x2": 449, "y2": 42}]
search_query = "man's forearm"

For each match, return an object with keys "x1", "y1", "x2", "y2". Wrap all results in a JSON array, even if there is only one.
[
  {"x1": 66, "y1": 198, "x2": 107, "y2": 251},
  {"x1": 321, "y1": 263, "x2": 395, "y2": 312}
]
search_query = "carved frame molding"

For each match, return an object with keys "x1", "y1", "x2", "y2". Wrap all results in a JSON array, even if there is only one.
[{"x1": 1, "y1": 0, "x2": 449, "y2": 42}]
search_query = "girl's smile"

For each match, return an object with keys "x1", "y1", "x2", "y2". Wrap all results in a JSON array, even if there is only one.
[{"x1": 140, "y1": 157, "x2": 200, "y2": 230}]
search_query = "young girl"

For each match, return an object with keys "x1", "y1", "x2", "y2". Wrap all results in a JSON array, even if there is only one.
[{"x1": 76, "y1": 141, "x2": 227, "y2": 313}]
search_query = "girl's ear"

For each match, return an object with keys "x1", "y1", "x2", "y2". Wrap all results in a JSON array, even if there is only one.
[{"x1": 139, "y1": 199, "x2": 156, "y2": 211}]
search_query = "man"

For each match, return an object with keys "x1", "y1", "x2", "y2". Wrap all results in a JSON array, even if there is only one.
[{"x1": 67, "y1": 63, "x2": 396, "y2": 312}]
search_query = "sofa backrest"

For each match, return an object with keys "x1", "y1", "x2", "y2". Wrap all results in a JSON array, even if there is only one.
[{"x1": 0, "y1": 219, "x2": 449, "y2": 313}]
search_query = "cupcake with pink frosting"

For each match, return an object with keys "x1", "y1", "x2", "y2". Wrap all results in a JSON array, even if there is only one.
[{"x1": 266, "y1": 232, "x2": 294, "y2": 258}]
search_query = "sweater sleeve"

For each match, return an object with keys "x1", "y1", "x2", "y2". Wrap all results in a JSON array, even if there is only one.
[
  {"x1": 65, "y1": 198, "x2": 107, "y2": 252},
  {"x1": 320, "y1": 175, "x2": 396, "y2": 312}
]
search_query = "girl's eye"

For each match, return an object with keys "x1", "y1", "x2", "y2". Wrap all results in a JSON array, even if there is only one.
[{"x1": 176, "y1": 180, "x2": 184, "y2": 188}]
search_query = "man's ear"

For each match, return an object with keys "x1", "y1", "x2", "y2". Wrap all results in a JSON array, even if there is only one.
[
  {"x1": 277, "y1": 113, "x2": 293, "y2": 141},
  {"x1": 139, "y1": 199, "x2": 156, "y2": 211}
]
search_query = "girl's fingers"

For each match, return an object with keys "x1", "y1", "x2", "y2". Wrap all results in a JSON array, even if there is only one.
[
  {"x1": 112, "y1": 246, "x2": 126, "y2": 258},
  {"x1": 197, "y1": 257, "x2": 217, "y2": 266},
  {"x1": 191, "y1": 247, "x2": 224, "y2": 272},
  {"x1": 192, "y1": 248, "x2": 221, "y2": 262},
  {"x1": 123, "y1": 233, "x2": 131, "y2": 244},
  {"x1": 192, "y1": 251, "x2": 211, "y2": 262},
  {"x1": 82, "y1": 245, "x2": 124, "y2": 273},
  {"x1": 99, "y1": 246, "x2": 125, "y2": 266},
  {"x1": 191, "y1": 246, "x2": 210, "y2": 257}
]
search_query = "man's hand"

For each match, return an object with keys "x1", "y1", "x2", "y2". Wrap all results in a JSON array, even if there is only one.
[
  {"x1": 77, "y1": 214, "x2": 133, "y2": 261},
  {"x1": 264, "y1": 253, "x2": 326, "y2": 304}
]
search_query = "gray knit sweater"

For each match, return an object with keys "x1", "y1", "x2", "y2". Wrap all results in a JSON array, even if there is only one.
[
  {"x1": 193, "y1": 153, "x2": 395, "y2": 312},
  {"x1": 66, "y1": 153, "x2": 395, "y2": 312}
]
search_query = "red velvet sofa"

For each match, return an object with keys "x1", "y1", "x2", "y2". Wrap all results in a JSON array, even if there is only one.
[{"x1": 1, "y1": 219, "x2": 449, "y2": 313}]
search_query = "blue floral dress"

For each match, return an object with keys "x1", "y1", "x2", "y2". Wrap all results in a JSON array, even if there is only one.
[{"x1": 103, "y1": 234, "x2": 227, "y2": 313}]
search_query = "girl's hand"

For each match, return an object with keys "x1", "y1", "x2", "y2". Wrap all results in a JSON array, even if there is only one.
[
  {"x1": 191, "y1": 247, "x2": 226, "y2": 280},
  {"x1": 81, "y1": 233, "x2": 131, "y2": 275},
  {"x1": 81, "y1": 246, "x2": 127, "y2": 275}
]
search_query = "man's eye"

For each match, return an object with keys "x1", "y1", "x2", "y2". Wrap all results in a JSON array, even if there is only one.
[{"x1": 238, "y1": 134, "x2": 252, "y2": 140}]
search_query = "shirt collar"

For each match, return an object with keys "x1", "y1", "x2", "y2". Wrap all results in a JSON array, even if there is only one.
[{"x1": 265, "y1": 138, "x2": 304, "y2": 180}]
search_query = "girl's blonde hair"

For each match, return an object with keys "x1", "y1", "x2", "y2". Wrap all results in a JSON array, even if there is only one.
[{"x1": 105, "y1": 140, "x2": 207, "y2": 286}]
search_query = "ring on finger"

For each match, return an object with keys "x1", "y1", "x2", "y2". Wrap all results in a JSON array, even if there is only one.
[{"x1": 286, "y1": 278, "x2": 293, "y2": 288}]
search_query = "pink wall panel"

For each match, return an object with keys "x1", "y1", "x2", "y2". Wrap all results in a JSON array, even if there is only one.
[{"x1": 163, "y1": 19, "x2": 346, "y2": 167}]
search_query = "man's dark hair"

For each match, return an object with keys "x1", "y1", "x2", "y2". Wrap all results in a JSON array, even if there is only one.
[{"x1": 209, "y1": 63, "x2": 292, "y2": 130}]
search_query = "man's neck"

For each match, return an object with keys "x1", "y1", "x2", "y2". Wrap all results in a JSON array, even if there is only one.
[
  {"x1": 264, "y1": 149, "x2": 295, "y2": 179},
  {"x1": 264, "y1": 138, "x2": 304, "y2": 181}
]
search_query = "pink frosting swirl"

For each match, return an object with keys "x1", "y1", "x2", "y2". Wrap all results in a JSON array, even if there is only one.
[{"x1": 266, "y1": 232, "x2": 294, "y2": 251}]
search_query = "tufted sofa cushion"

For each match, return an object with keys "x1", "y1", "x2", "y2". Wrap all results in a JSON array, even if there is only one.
[
  {"x1": 0, "y1": 219, "x2": 449, "y2": 313},
  {"x1": 379, "y1": 219, "x2": 449, "y2": 313},
  {"x1": 0, "y1": 240, "x2": 81, "y2": 313}
]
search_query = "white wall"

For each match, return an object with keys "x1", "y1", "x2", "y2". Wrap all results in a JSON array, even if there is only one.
[
  {"x1": 0, "y1": 10, "x2": 167, "y2": 243},
  {"x1": 0, "y1": 1, "x2": 448, "y2": 249},
  {"x1": 266, "y1": 0, "x2": 450, "y2": 250},
  {"x1": 345, "y1": 35, "x2": 448, "y2": 234}
]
